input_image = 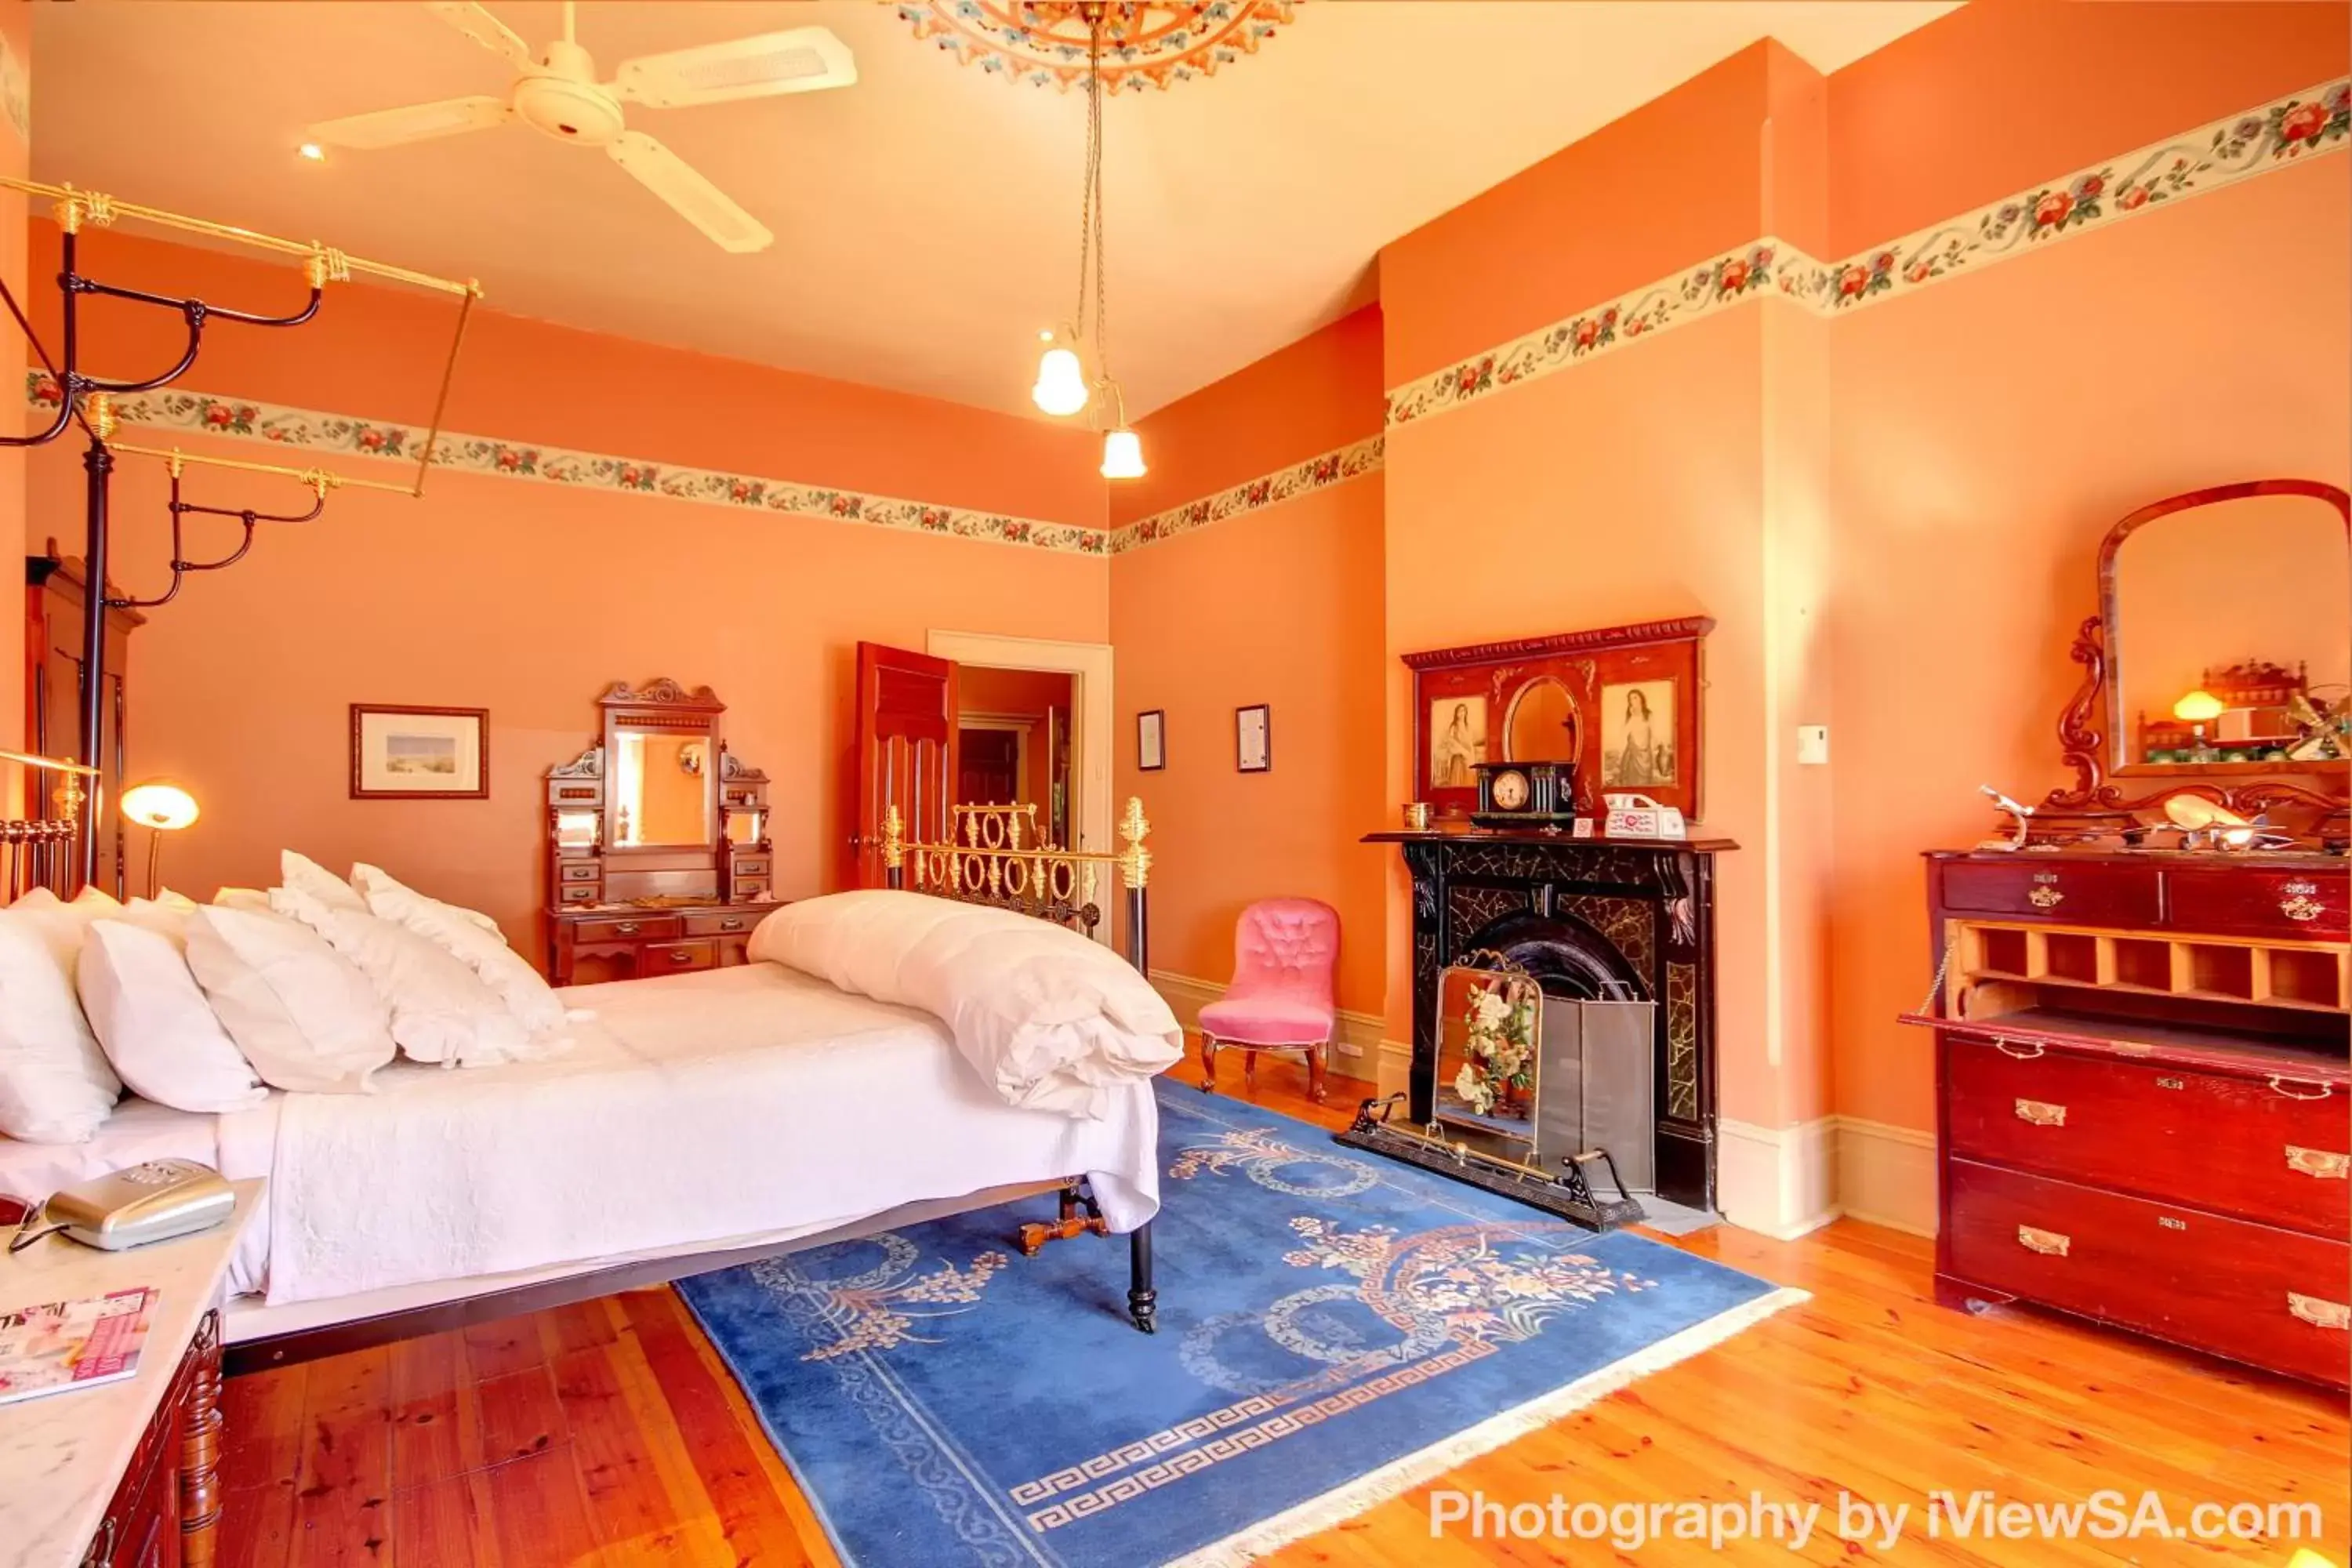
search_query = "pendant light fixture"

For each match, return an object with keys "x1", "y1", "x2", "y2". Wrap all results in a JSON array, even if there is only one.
[{"x1": 1029, "y1": 5, "x2": 1144, "y2": 478}]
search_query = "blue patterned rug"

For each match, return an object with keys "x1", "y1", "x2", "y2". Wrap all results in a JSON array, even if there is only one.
[{"x1": 678, "y1": 1083, "x2": 1798, "y2": 1567}]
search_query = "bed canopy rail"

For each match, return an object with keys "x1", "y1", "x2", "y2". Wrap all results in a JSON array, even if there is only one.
[
  {"x1": 0, "y1": 176, "x2": 477, "y2": 887},
  {"x1": 880, "y1": 795, "x2": 1152, "y2": 974}
]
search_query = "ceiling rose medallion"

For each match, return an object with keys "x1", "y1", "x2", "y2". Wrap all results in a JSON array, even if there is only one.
[{"x1": 898, "y1": 1, "x2": 1295, "y2": 93}]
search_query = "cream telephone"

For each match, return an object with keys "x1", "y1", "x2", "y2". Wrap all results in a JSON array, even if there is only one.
[{"x1": 6, "y1": 1159, "x2": 236, "y2": 1254}]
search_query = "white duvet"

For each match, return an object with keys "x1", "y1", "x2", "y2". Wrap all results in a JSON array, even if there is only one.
[
  {"x1": 749, "y1": 891, "x2": 1182, "y2": 1118},
  {"x1": 231, "y1": 964, "x2": 1161, "y2": 1306}
]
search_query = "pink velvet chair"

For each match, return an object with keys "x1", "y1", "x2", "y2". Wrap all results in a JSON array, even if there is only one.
[{"x1": 1198, "y1": 898, "x2": 1340, "y2": 1102}]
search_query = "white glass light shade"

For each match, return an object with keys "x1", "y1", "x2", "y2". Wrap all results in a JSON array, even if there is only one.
[
  {"x1": 1032, "y1": 347, "x2": 1091, "y2": 416},
  {"x1": 1100, "y1": 427, "x2": 1146, "y2": 480},
  {"x1": 121, "y1": 778, "x2": 200, "y2": 832}
]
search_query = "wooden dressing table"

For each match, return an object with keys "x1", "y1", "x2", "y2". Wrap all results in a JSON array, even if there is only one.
[
  {"x1": 1909, "y1": 480, "x2": 2350, "y2": 1389},
  {"x1": 543, "y1": 678, "x2": 782, "y2": 984}
]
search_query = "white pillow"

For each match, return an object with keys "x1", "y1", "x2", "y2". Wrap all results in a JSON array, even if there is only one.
[
  {"x1": 281, "y1": 851, "x2": 368, "y2": 914},
  {"x1": 116, "y1": 896, "x2": 197, "y2": 942},
  {"x1": 77, "y1": 921, "x2": 267, "y2": 1114},
  {"x1": 183, "y1": 905, "x2": 397, "y2": 1094},
  {"x1": 272, "y1": 887, "x2": 535, "y2": 1066},
  {"x1": 350, "y1": 863, "x2": 506, "y2": 942},
  {"x1": 213, "y1": 887, "x2": 271, "y2": 913},
  {"x1": 353, "y1": 864, "x2": 561, "y2": 1030},
  {"x1": 0, "y1": 901, "x2": 122, "y2": 1142},
  {"x1": 9, "y1": 884, "x2": 126, "y2": 972}
]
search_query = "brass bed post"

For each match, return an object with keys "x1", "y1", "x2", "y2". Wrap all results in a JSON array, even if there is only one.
[
  {"x1": 881, "y1": 802, "x2": 905, "y2": 891},
  {"x1": 1117, "y1": 796, "x2": 1151, "y2": 975}
]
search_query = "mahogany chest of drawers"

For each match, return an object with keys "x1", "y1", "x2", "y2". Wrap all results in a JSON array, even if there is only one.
[{"x1": 1915, "y1": 850, "x2": 2350, "y2": 1388}]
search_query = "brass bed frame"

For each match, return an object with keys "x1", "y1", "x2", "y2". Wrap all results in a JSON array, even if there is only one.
[{"x1": 223, "y1": 797, "x2": 1161, "y2": 1375}]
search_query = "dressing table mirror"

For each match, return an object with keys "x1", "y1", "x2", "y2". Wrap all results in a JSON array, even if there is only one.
[
  {"x1": 543, "y1": 678, "x2": 775, "y2": 983},
  {"x1": 2037, "y1": 479, "x2": 2350, "y2": 845}
]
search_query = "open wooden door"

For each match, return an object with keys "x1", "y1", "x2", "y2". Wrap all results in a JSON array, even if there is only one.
[{"x1": 851, "y1": 641, "x2": 960, "y2": 887}]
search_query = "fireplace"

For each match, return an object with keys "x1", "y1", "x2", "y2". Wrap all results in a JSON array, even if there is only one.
[{"x1": 1364, "y1": 829, "x2": 1734, "y2": 1212}]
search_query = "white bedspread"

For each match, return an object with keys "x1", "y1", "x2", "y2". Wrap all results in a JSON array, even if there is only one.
[
  {"x1": 751, "y1": 891, "x2": 1182, "y2": 1116},
  {"x1": 231, "y1": 964, "x2": 1160, "y2": 1306}
]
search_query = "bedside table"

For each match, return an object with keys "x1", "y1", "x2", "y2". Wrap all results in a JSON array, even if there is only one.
[{"x1": 0, "y1": 1179, "x2": 263, "y2": 1567}]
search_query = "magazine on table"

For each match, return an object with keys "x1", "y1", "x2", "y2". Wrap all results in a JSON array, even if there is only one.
[{"x1": 0, "y1": 1288, "x2": 157, "y2": 1407}]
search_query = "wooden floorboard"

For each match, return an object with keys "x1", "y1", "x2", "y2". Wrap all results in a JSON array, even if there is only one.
[{"x1": 216, "y1": 1043, "x2": 2350, "y2": 1564}]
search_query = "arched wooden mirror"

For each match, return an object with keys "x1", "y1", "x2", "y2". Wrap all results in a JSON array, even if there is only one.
[
  {"x1": 1503, "y1": 675, "x2": 1580, "y2": 764},
  {"x1": 2036, "y1": 480, "x2": 2350, "y2": 844}
]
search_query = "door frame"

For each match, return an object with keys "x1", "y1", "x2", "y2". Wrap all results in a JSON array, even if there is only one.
[{"x1": 927, "y1": 632, "x2": 1113, "y2": 863}]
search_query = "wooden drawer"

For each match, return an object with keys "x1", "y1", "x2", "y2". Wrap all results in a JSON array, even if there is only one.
[
  {"x1": 643, "y1": 938, "x2": 717, "y2": 973},
  {"x1": 1945, "y1": 1158, "x2": 2350, "y2": 1388},
  {"x1": 2166, "y1": 866, "x2": 2350, "y2": 941},
  {"x1": 717, "y1": 935, "x2": 751, "y2": 967},
  {"x1": 572, "y1": 913, "x2": 681, "y2": 944},
  {"x1": 557, "y1": 884, "x2": 599, "y2": 906},
  {"x1": 730, "y1": 855, "x2": 772, "y2": 880},
  {"x1": 1940, "y1": 861, "x2": 2159, "y2": 925},
  {"x1": 557, "y1": 861, "x2": 600, "y2": 884},
  {"x1": 684, "y1": 909, "x2": 759, "y2": 938},
  {"x1": 1946, "y1": 1036, "x2": 2349, "y2": 1239}
]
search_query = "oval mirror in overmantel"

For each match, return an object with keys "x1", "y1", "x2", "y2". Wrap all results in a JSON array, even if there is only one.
[
  {"x1": 1504, "y1": 675, "x2": 1581, "y2": 764},
  {"x1": 2104, "y1": 481, "x2": 2351, "y2": 777}
]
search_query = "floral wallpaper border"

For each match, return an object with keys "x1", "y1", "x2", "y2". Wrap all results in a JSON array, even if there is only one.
[
  {"x1": 1107, "y1": 433, "x2": 1383, "y2": 554},
  {"x1": 24, "y1": 373, "x2": 1110, "y2": 557},
  {"x1": 1387, "y1": 77, "x2": 2349, "y2": 428}
]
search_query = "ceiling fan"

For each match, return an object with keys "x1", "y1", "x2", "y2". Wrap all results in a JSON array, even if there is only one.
[{"x1": 304, "y1": 1, "x2": 857, "y2": 253}]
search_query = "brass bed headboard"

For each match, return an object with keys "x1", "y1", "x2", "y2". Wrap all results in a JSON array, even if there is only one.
[
  {"x1": 880, "y1": 797, "x2": 1152, "y2": 973},
  {"x1": 1, "y1": 748, "x2": 97, "y2": 900}
]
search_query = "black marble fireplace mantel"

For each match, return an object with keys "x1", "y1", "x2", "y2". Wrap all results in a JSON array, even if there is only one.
[{"x1": 1364, "y1": 828, "x2": 1738, "y2": 1211}]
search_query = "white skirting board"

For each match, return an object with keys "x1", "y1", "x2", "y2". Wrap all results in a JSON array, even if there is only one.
[{"x1": 1716, "y1": 1114, "x2": 1940, "y2": 1240}]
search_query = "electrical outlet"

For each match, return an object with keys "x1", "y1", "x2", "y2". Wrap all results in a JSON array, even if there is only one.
[{"x1": 1796, "y1": 725, "x2": 1830, "y2": 765}]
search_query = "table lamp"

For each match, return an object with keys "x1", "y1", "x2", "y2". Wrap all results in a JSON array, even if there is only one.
[
  {"x1": 120, "y1": 778, "x2": 200, "y2": 897},
  {"x1": 2172, "y1": 689, "x2": 2224, "y2": 763}
]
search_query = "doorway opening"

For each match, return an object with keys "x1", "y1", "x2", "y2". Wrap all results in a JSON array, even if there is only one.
[
  {"x1": 927, "y1": 632, "x2": 1114, "y2": 861},
  {"x1": 956, "y1": 666, "x2": 1076, "y2": 846}
]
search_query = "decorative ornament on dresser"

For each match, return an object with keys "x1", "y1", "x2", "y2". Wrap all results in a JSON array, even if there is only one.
[
  {"x1": 1911, "y1": 480, "x2": 2350, "y2": 1389},
  {"x1": 543, "y1": 679, "x2": 777, "y2": 983}
]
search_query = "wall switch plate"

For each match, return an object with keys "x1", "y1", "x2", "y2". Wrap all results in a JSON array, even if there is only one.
[{"x1": 1797, "y1": 725, "x2": 1830, "y2": 765}]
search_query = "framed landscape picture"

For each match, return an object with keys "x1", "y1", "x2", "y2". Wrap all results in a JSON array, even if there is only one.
[{"x1": 350, "y1": 704, "x2": 489, "y2": 800}]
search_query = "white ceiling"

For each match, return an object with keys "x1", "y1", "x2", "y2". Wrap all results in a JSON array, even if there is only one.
[{"x1": 32, "y1": 2, "x2": 1952, "y2": 417}]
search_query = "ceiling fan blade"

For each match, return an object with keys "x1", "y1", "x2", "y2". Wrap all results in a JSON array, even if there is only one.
[
  {"x1": 424, "y1": 1, "x2": 536, "y2": 70},
  {"x1": 307, "y1": 95, "x2": 514, "y2": 151},
  {"x1": 607, "y1": 131, "x2": 773, "y2": 253},
  {"x1": 612, "y1": 27, "x2": 856, "y2": 110}
]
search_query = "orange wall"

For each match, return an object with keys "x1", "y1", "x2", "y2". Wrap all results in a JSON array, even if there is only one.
[
  {"x1": 1108, "y1": 310, "x2": 1387, "y2": 1014},
  {"x1": 0, "y1": 8, "x2": 27, "y2": 815},
  {"x1": 24, "y1": 230, "x2": 1109, "y2": 949},
  {"x1": 1828, "y1": 155, "x2": 2351, "y2": 1131}
]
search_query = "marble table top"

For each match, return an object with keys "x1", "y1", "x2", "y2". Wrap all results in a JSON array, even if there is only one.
[{"x1": 0, "y1": 1180, "x2": 263, "y2": 1568}]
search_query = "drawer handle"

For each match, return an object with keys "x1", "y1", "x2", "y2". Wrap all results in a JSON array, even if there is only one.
[
  {"x1": 2280, "y1": 894, "x2": 2325, "y2": 922},
  {"x1": 2016, "y1": 1225, "x2": 2070, "y2": 1258},
  {"x1": 669, "y1": 948, "x2": 695, "y2": 964},
  {"x1": 2156, "y1": 1215, "x2": 2187, "y2": 1231},
  {"x1": 2154, "y1": 1076, "x2": 2185, "y2": 1091},
  {"x1": 720, "y1": 918, "x2": 745, "y2": 931},
  {"x1": 2267, "y1": 1076, "x2": 2334, "y2": 1102},
  {"x1": 2286, "y1": 1145, "x2": 2350, "y2": 1180},
  {"x1": 1992, "y1": 1038, "x2": 2045, "y2": 1061},
  {"x1": 2288, "y1": 1292, "x2": 2350, "y2": 1331},
  {"x1": 2026, "y1": 885, "x2": 2063, "y2": 909},
  {"x1": 2013, "y1": 1098, "x2": 2067, "y2": 1127}
]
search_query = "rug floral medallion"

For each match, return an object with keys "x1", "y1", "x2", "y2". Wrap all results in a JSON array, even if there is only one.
[{"x1": 680, "y1": 1083, "x2": 1795, "y2": 1568}]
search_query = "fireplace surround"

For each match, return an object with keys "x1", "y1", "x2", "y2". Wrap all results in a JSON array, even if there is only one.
[{"x1": 1365, "y1": 829, "x2": 1735, "y2": 1211}]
